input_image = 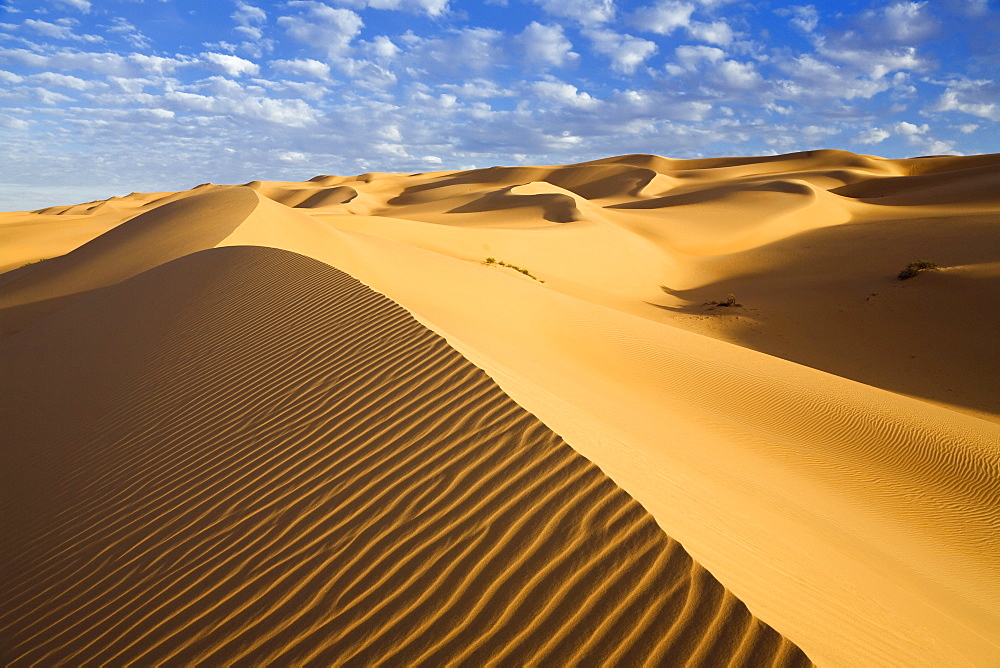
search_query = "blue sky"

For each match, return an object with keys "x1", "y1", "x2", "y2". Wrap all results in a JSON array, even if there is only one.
[{"x1": 0, "y1": 0, "x2": 997, "y2": 209}]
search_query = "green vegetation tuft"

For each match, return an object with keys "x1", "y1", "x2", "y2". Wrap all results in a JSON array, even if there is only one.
[
  {"x1": 898, "y1": 260, "x2": 938, "y2": 280},
  {"x1": 483, "y1": 258, "x2": 543, "y2": 282}
]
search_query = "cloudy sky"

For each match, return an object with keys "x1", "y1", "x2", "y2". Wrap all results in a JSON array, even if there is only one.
[{"x1": 0, "y1": 0, "x2": 997, "y2": 209}]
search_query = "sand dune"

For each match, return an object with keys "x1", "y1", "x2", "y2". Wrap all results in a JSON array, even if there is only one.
[
  {"x1": 2, "y1": 149, "x2": 999, "y2": 666},
  {"x1": 0, "y1": 246, "x2": 807, "y2": 666}
]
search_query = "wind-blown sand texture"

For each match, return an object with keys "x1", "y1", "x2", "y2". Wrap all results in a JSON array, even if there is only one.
[{"x1": 2, "y1": 149, "x2": 999, "y2": 666}]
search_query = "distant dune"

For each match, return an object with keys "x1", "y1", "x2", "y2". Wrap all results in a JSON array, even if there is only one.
[{"x1": 2, "y1": 149, "x2": 999, "y2": 666}]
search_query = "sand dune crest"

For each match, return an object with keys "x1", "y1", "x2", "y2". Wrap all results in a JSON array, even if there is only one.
[{"x1": 0, "y1": 246, "x2": 809, "y2": 666}]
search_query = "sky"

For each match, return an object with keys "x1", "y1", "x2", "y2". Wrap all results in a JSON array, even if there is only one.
[{"x1": 0, "y1": 0, "x2": 998, "y2": 210}]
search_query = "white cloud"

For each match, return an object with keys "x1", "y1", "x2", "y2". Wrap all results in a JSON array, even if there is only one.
[
  {"x1": 439, "y1": 78, "x2": 511, "y2": 99},
  {"x1": 853, "y1": 127, "x2": 890, "y2": 144},
  {"x1": 515, "y1": 22, "x2": 578, "y2": 67},
  {"x1": 232, "y1": 1, "x2": 267, "y2": 40},
  {"x1": 277, "y1": 2, "x2": 363, "y2": 60},
  {"x1": 278, "y1": 150, "x2": 307, "y2": 162},
  {"x1": 585, "y1": 29, "x2": 657, "y2": 73},
  {"x1": 0, "y1": 70, "x2": 25, "y2": 84},
  {"x1": 687, "y1": 20, "x2": 733, "y2": 45},
  {"x1": 233, "y1": 2, "x2": 267, "y2": 27},
  {"x1": 0, "y1": 113, "x2": 29, "y2": 130},
  {"x1": 778, "y1": 54, "x2": 890, "y2": 100},
  {"x1": 34, "y1": 87, "x2": 73, "y2": 105},
  {"x1": 365, "y1": 35, "x2": 400, "y2": 61},
  {"x1": 106, "y1": 18, "x2": 151, "y2": 49},
  {"x1": 631, "y1": 2, "x2": 732, "y2": 44},
  {"x1": 377, "y1": 124, "x2": 403, "y2": 141},
  {"x1": 671, "y1": 44, "x2": 725, "y2": 71},
  {"x1": 338, "y1": 58, "x2": 397, "y2": 87},
  {"x1": 530, "y1": 79, "x2": 600, "y2": 109},
  {"x1": 202, "y1": 52, "x2": 259, "y2": 77},
  {"x1": 401, "y1": 28, "x2": 505, "y2": 77},
  {"x1": 889, "y1": 121, "x2": 956, "y2": 154},
  {"x1": 878, "y1": 2, "x2": 937, "y2": 42},
  {"x1": 955, "y1": 123, "x2": 978, "y2": 133},
  {"x1": 0, "y1": 47, "x2": 194, "y2": 76},
  {"x1": 128, "y1": 54, "x2": 193, "y2": 76},
  {"x1": 30, "y1": 72, "x2": 90, "y2": 90},
  {"x1": 52, "y1": 0, "x2": 91, "y2": 12},
  {"x1": 923, "y1": 140, "x2": 957, "y2": 154},
  {"x1": 532, "y1": 0, "x2": 615, "y2": 26},
  {"x1": 24, "y1": 19, "x2": 103, "y2": 43},
  {"x1": 163, "y1": 87, "x2": 321, "y2": 127},
  {"x1": 931, "y1": 79, "x2": 1000, "y2": 121},
  {"x1": 819, "y1": 45, "x2": 925, "y2": 79},
  {"x1": 713, "y1": 59, "x2": 761, "y2": 89},
  {"x1": 775, "y1": 5, "x2": 818, "y2": 33},
  {"x1": 631, "y1": 1, "x2": 695, "y2": 35},
  {"x1": 666, "y1": 47, "x2": 764, "y2": 95},
  {"x1": 894, "y1": 120, "x2": 927, "y2": 137},
  {"x1": 322, "y1": 0, "x2": 449, "y2": 15},
  {"x1": 271, "y1": 58, "x2": 331, "y2": 80}
]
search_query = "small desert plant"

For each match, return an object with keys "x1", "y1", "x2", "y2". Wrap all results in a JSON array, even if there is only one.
[
  {"x1": 483, "y1": 258, "x2": 543, "y2": 282},
  {"x1": 898, "y1": 260, "x2": 938, "y2": 280},
  {"x1": 705, "y1": 293, "x2": 742, "y2": 308}
]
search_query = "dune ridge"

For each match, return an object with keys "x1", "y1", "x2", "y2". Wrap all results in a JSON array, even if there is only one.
[
  {"x1": 0, "y1": 246, "x2": 808, "y2": 666},
  {"x1": 2, "y1": 149, "x2": 999, "y2": 666}
]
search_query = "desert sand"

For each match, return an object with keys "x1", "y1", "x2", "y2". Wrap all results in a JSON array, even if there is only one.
[{"x1": 1, "y1": 149, "x2": 998, "y2": 666}]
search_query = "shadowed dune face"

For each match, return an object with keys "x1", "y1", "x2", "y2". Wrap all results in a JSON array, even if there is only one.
[
  {"x1": 0, "y1": 187, "x2": 258, "y2": 307},
  {"x1": 448, "y1": 185, "x2": 582, "y2": 223},
  {"x1": 0, "y1": 246, "x2": 810, "y2": 667},
  {"x1": 831, "y1": 161, "x2": 1000, "y2": 206}
]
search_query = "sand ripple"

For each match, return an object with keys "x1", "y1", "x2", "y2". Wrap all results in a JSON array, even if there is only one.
[{"x1": 0, "y1": 246, "x2": 809, "y2": 666}]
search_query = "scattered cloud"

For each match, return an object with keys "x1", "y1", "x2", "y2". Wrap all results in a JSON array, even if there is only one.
[
  {"x1": 585, "y1": 29, "x2": 657, "y2": 73},
  {"x1": 330, "y1": 0, "x2": 450, "y2": 16},
  {"x1": 271, "y1": 58, "x2": 331, "y2": 80},
  {"x1": 853, "y1": 127, "x2": 890, "y2": 144},
  {"x1": 0, "y1": 0, "x2": 994, "y2": 211},
  {"x1": 775, "y1": 5, "x2": 819, "y2": 33},
  {"x1": 364, "y1": 35, "x2": 400, "y2": 61},
  {"x1": 515, "y1": 22, "x2": 578, "y2": 67},
  {"x1": 277, "y1": 2, "x2": 363, "y2": 60},
  {"x1": 688, "y1": 20, "x2": 733, "y2": 45},
  {"x1": 202, "y1": 52, "x2": 260, "y2": 77},
  {"x1": 532, "y1": 0, "x2": 615, "y2": 26},
  {"x1": 401, "y1": 27, "x2": 505, "y2": 77},
  {"x1": 931, "y1": 79, "x2": 1000, "y2": 120},
  {"x1": 875, "y1": 2, "x2": 938, "y2": 43},
  {"x1": 631, "y1": 1, "x2": 695, "y2": 35},
  {"x1": 52, "y1": 0, "x2": 92, "y2": 12},
  {"x1": 530, "y1": 78, "x2": 600, "y2": 109},
  {"x1": 24, "y1": 19, "x2": 103, "y2": 43},
  {"x1": 711, "y1": 59, "x2": 761, "y2": 90},
  {"x1": 106, "y1": 18, "x2": 150, "y2": 49},
  {"x1": 30, "y1": 71, "x2": 90, "y2": 90},
  {"x1": 232, "y1": 1, "x2": 267, "y2": 41}
]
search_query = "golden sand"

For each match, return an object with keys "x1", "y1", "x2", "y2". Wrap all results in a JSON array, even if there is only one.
[{"x1": 2, "y1": 149, "x2": 998, "y2": 666}]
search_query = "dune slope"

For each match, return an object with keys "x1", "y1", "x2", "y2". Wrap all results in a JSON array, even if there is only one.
[
  {"x1": 2, "y1": 149, "x2": 998, "y2": 667},
  {"x1": 0, "y1": 246, "x2": 809, "y2": 666}
]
